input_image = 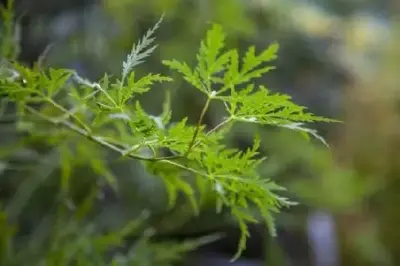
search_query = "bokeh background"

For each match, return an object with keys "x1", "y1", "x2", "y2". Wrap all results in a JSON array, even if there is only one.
[{"x1": 2, "y1": 0, "x2": 400, "y2": 265}]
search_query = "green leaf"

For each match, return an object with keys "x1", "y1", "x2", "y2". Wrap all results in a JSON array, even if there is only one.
[
  {"x1": 128, "y1": 101, "x2": 160, "y2": 139},
  {"x1": 197, "y1": 23, "x2": 226, "y2": 80},
  {"x1": 164, "y1": 24, "x2": 234, "y2": 94},
  {"x1": 162, "y1": 59, "x2": 204, "y2": 92},
  {"x1": 47, "y1": 68, "x2": 73, "y2": 97},
  {"x1": 242, "y1": 43, "x2": 278, "y2": 74},
  {"x1": 120, "y1": 72, "x2": 172, "y2": 105},
  {"x1": 222, "y1": 85, "x2": 338, "y2": 145}
]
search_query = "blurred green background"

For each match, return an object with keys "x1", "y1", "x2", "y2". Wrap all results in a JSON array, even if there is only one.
[{"x1": 1, "y1": 0, "x2": 400, "y2": 265}]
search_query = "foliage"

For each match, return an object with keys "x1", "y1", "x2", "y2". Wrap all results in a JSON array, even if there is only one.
[{"x1": 0, "y1": 3, "x2": 335, "y2": 264}]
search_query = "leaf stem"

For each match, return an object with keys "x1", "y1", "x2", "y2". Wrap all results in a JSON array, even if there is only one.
[
  {"x1": 206, "y1": 117, "x2": 232, "y2": 136},
  {"x1": 185, "y1": 96, "x2": 212, "y2": 156},
  {"x1": 45, "y1": 98, "x2": 91, "y2": 132},
  {"x1": 159, "y1": 159, "x2": 209, "y2": 178}
]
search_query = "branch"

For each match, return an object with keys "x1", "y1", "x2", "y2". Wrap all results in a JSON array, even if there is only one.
[{"x1": 24, "y1": 105, "x2": 179, "y2": 162}]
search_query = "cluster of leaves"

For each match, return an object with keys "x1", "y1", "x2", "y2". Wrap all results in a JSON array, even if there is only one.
[{"x1": 0, "y1": 1, "x2": 335, "y2": 264}]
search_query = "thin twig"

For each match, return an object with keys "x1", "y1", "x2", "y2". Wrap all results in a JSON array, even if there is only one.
[
  {"x1": 185, "y1": 96, "x2": 212, "y2": 156},
  {"x1": 45, "y1": 98, "x2": 91, "y2": 133},
  {"x1": 206, "y1": 117, "x2": 232, "y2": 136}
]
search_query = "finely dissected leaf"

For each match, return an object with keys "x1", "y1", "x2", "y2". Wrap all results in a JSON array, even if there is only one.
[
  {"x1": 47, "y1": 68, "x2": 73, "y2": 97},
  {"x1": 226, "y1": 49, "x2": 240, "y2": 83},
  {"x1": 162, "y1": 118, "x2": 201, "y2": 154},
  {"x1": 164, "y1": 25, "x2": 233, "y2": 94},
  {"x1": 121, "y1": 15, "x2": 164, "y2": 82},
  {"x1": 128, "y1": 101, "x2": 161, "y2": 139},
  {"x1": 222, "y1": 43, "x2": 279, "y2": 87},
  {"x1": 241, "y1": 43, "x2": 278, "y2": 74},
  {"x1": 196, "y1": 24, "x2": 226, "y2": 82},
  {"x1": 279, "y1": 122, "x2": 330, "y2": 147},
  {"x1": 219, "y1": 85, "x2": 337, "y2": 144},
  {"x1": 162, "y1": 59, "x2": 204, "y2": 92},
  {"x1": 119, "y1": 72, "x2": 172, "y2": 105}
]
